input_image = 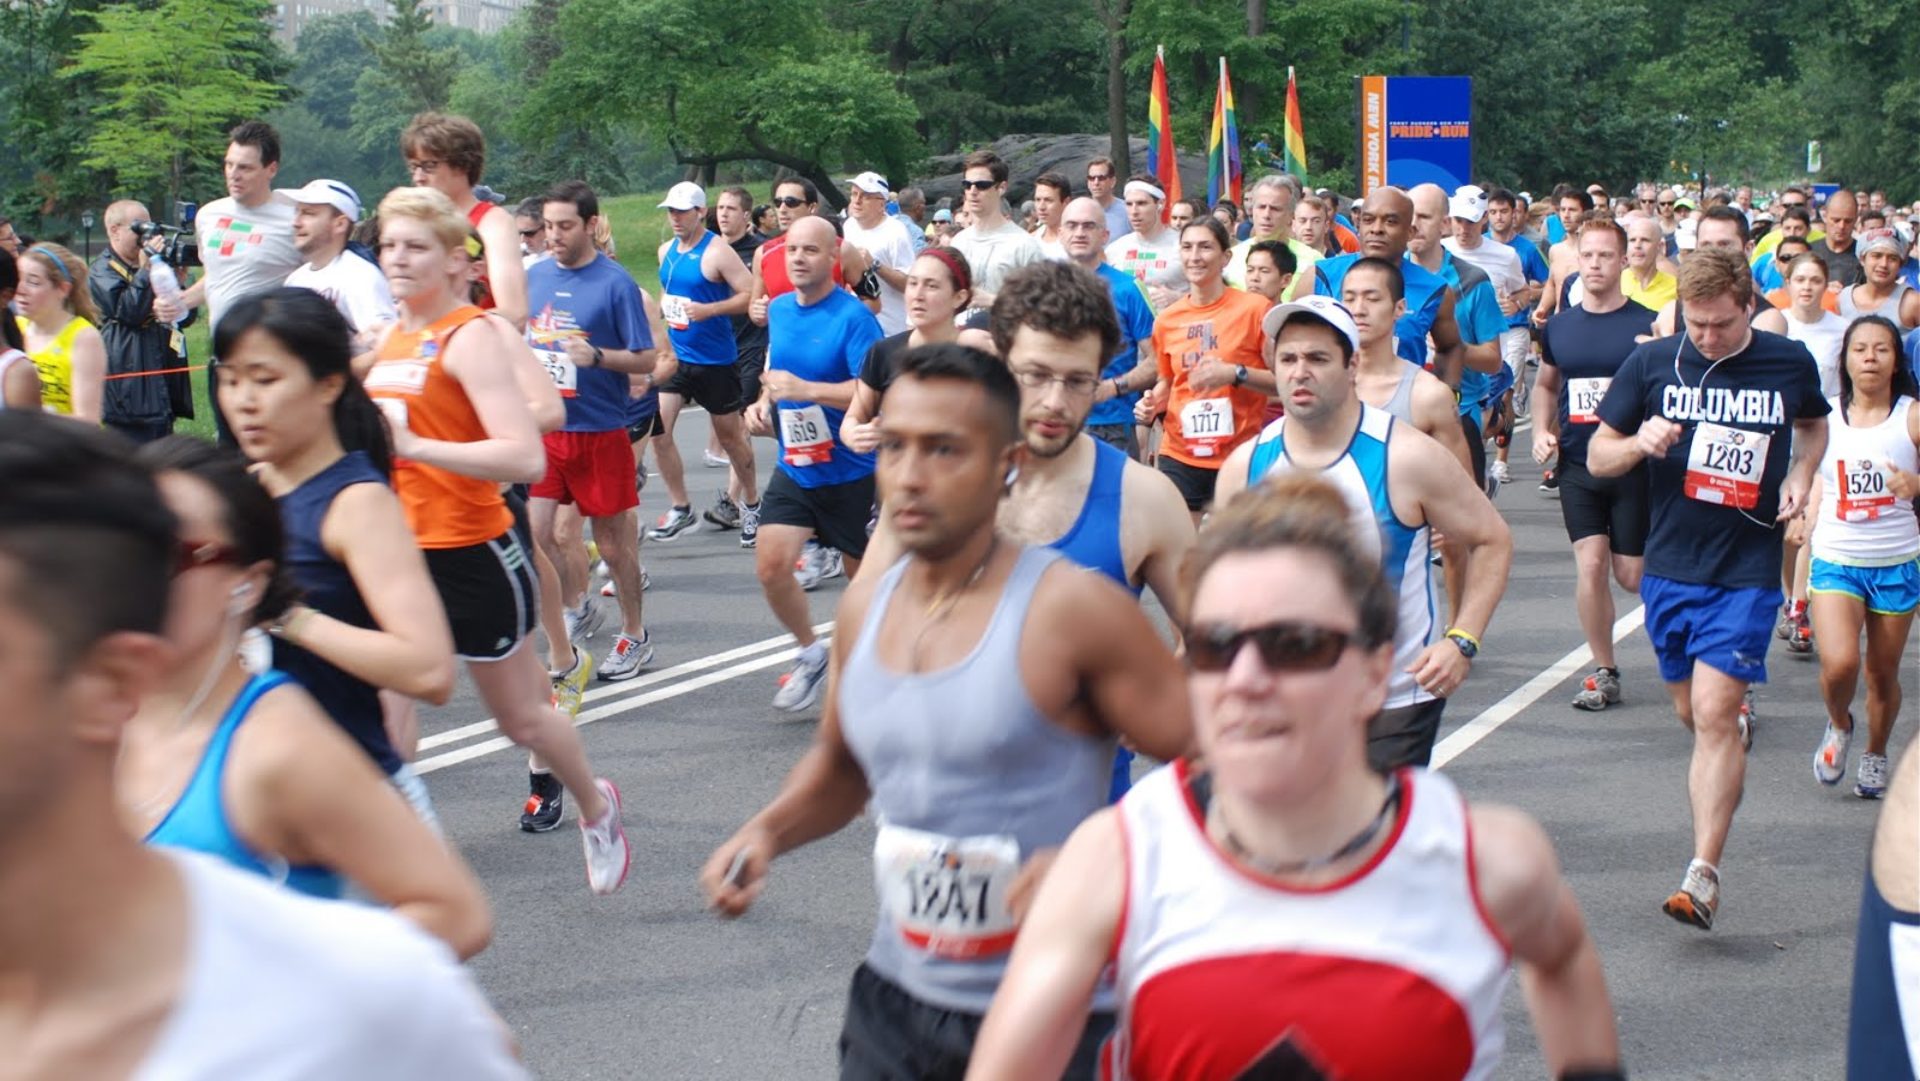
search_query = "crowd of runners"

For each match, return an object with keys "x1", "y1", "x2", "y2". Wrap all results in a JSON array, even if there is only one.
[{"x1": 0, "y1": 112, "x2": 1914, "y2": 1079}]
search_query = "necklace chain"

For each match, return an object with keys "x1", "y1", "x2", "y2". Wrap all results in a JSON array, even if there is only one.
[
  {"x1": 1209, "y1": 771, "x2": 1403, "y2": 877},
  {"x1": 907, "y1": 538, "x2": 1000, "y2": 670}
]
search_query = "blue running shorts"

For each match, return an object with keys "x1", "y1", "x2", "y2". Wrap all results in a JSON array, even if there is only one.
[
  {"x1": 1809, "y1": 557, "x2": 1920, "y2": 616},
  {"x1": 1640, "y1": 574, "x2": 1782, "y2": 685}
]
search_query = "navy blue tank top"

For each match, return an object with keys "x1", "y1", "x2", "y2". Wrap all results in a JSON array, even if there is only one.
[
  {"x1": 1046, "y1": 437, "x2": 1136, "y2": 594},
  {"x1": 1850, "y1": 862, "x2": 1920, "y2": 1078},
  {"x1": 272, "y1": 451, "x2": 401, "y2": 775}
]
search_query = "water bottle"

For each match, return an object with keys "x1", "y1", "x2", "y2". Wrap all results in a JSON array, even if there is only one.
[{"x1": 149, "y1": 255, "x2": 185, "y2": 357}]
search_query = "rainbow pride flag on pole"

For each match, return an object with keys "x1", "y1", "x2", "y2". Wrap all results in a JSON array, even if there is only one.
[
  {"x1": 1283, "y1": 65, "x2": 1307, "y2": 177},
  {"x1": 1207, "y1": 56, "x2": 1242, "y2": 209},
  {"x1": 1147, "y1": 45, "x2": 1181, "y2": 223}
]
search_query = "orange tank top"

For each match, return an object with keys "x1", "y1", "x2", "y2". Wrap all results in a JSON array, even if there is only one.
[{"x1": 363, "y1": 304, "x2": 514, "y2": 549}]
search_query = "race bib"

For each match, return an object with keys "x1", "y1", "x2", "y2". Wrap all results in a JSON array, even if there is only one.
[
  {"x1": 1836, "y1": 457, "x2": 1896, "y2": 522},
  {"x1": 1178, "y1": 396, "x2": 1234, "y2": 458},
  {"x1": 535, "y1": 348, "x2": 578, "y2": 397},
  {"x1": 1567, "y1": 377, "x2": 1610, "y2": 425},
  {"x1": 662, "y1": 294, "x2": 693, "y2": 331},
  {"x1": 780, "y1": 404, "x2": 834, "y2": 466},
  {"x1": 1684, "y1": 422, "x2": 1770, "y2": 510},
  {"x1": 363, "y1": 361, "x2": 429, "y2": 394},
  {"x1": 873, "y1": 823, "x2": 1021, "y2": 960},
  {"x1": 374, "y1": 398, "x2": 408, "y2": 433}
]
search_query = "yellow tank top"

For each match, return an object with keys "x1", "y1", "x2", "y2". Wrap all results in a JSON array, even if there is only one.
[{"x1": 18, "y1": 315, "x2": 91, "y2": 416}]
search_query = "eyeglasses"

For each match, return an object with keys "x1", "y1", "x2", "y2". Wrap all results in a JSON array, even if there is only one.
[
  {"x1": 175, "y1": 540, "x2": 243, "y2": 576},
  {"x1": 1011, "y1": 366, "x2": 1100, "y2": 397},
  {"x1": 406, "y1": 159, "x2": 442, "y2": 175},
  {"x1": 1087, "y1": 172, "x2": 1113, "y2": 182},
  {"x1": 1658, "y1": 201, "x2": 1675, "y2": 208},
  {"x1": 960, "y1": 179, "x2": 998, "y2": 192},
  {"x1": 1183, "y1": 620, "x2": 1359, "y2": 673},
  {"x1": 518, "y1": 227, "x2": 541, "y2": 239},
  {"x1": 771, "y1": 196, "x2": 808, "y2": 209}
]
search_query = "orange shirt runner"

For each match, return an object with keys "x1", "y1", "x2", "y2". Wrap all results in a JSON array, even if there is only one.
[
  {"x1": 1152, "y1": 287, "x2": 1273, "y2": 469},
  {"x1": 363, "y1": 304, "x2": 514, "y2": 548}
]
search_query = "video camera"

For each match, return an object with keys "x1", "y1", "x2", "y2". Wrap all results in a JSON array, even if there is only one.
[{"x1": 131, "y1": 200, "x2": 200, "y2": 268}]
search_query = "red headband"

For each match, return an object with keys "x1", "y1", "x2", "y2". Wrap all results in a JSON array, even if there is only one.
[{"x1": 919, "y1": 246, "x2": 973, "y2": 297}]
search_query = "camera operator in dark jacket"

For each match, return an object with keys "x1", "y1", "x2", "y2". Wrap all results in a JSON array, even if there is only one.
[{"x1": 89, "y1": 200, "x2": 195, "y2": 443}]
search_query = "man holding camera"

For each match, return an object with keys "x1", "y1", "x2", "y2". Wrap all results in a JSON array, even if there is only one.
[
  {"x1": 89, "y1": 200, "x2": 194, "y2": 444},
  {"x1": 282, "y1": 179, "x2": 393, "y2": 353}
]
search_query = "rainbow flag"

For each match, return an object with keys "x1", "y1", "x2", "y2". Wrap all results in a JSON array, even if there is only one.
[
  {"x1": 1207, "y1": 56, "x2": 1242, "y2": 209},
  {"x1": 1283, "y1": 66, "x2": 1307, "y2": 177},
  {"x1": 1147, "y1": 45, "x2": 1181, "y2": 223}
]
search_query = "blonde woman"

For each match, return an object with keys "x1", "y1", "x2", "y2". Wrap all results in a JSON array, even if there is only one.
[{"x1": 15, "y1": 242, "x2": 104, "y2": 419}]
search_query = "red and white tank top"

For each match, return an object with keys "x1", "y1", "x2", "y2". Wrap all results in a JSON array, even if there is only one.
[{"x1": 1104, "y1": 762, "x2": 1510, "y2": 1081}]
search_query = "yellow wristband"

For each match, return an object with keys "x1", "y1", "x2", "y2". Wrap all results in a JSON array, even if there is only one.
[{"x1": 1444, "y1": 628, "x2": 1480, "y2": 650}]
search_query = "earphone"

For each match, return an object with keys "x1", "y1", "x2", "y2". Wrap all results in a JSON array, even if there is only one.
[
  {"x1": 1004, "y1": 465, "x2": 1019, "y2": 487},
  {"x1": 228, "y1": 582, "x2": 254, "y2": 616}
]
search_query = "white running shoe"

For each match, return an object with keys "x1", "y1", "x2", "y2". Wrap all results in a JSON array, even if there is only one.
[
  {"x1": 598, "y1": 632, "x2": 654, "y2": 681},
  {"x1": 702, "y1": 449, "x2": 729, "y2": 468},
  {"x1": 579, "y1": 778, "x2": 630, "y2": 896},
  {"x1": 564, "y1": 598, "x2": 604, "y2": 643},
  {"x1": 1490, "y1": 460, "x2": 1511, "y2": 484},
  {"x1": 1814, "y1": 719, "x2": 1852, "y2": 786},
  {"x1": 773, "y1": 646, "x2": 830, "y2": 712}
]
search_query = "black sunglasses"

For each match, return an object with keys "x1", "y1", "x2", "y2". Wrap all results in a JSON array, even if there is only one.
[
  {"x1": 1087, "y1": 172, "x2": 1113, "y2": 182},
  {"x1": 1658, "y1": 201, "x2": 1675, "y2": 208},
  {"x1": 960, "y1": 179, "x2": 999, "y2": 191},
  {"x1": 1183, "y1": 620, "x2": 1359, "y2": 673},
  {"x1": 772, "y1": 196, "x2": 808, "y2": 209},
  {"x1": 518, "y1": 227, "x2": 540, "y2": 239}
]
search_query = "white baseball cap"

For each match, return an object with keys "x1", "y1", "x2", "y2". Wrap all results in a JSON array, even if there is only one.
[
  {"x1": 1448, "y1": 184, "x2": 1488, "y2": 223},
  {"x1": 1262, "y1": 295, "x2": 1362, "y2": 357},
  {"x1": 845, "y1": 171, "x2": 891, "y2": 196},
  {"x1": 277, "y1": 178, "x2": 363, "y2": 223},
  {"x1": 658, "y1": 182, "x2": 707, "y2": 211}
]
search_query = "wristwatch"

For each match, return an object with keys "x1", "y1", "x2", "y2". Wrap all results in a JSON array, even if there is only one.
[
  {"x1": 1445, "y1": 628, "x2": 1480, "y2": 659},
  {"x1": 590, "y1": 345, "x2": 605, "y2": 368},
  {"x1": 1233, "y1": 364, "x2": 1249, "y2": 386}
]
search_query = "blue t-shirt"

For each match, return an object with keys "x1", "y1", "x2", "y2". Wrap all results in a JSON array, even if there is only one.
[
  {"x1": 1540, "y1": 300, "x2": 1657, "y2": 466},
  {"x1": 1753, "y1": 251, "x2": 1785, "y2": 293},
  {"x1": 1594, "y1": 331, "x2": 1829, "y2": 588},
  {"x1": 1089, "y1": 263, "x2": 1158, "y2": 427},
  {"x1": 527, "y1": 254, "x2": 653, "y2": 433},
  {"x1": 1546, "y1": 215, "x2": 1566, "y2": 245},
  {"x1": 1435, "y1": 252, "x2": 1510, "y2": 415},
  {"x1": 1315, "y1": 252, "x2": 1447, "y2": 367},
  {"x1": 1499, "y1": 234, "x2": 1551, "y2": 329},
  {"x1": 767, "y1": 289, "x2": 884, "y2": 488}
]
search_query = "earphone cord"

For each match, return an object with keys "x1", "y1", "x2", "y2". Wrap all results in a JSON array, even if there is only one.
[
  {"x1": 120, "y1": 603, "x2": 248, "y2": 821},
  {"x1": 1673, "y1": 333, "x2": 1776, "y2": 531}
]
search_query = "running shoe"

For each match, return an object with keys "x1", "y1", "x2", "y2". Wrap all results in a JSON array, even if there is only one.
[
  {"x1": 599, "y1": 566, "x2": 651, "y2": 597},
  {"x1": 1490, "y1": 459, "x2": 1511, "y2": 484},
  {"x1": 647, "y1": 506, "x2": 697, "y2": 542},
  {"x1": 1856, "y1": 752, "x2": 1890, "y2": 799},
  {"x1": 773, "y1": 646, "x2": 830, "y2": 712},
  {"x1": 1571, "y1": 667, "x2": 1621, "y2": 711},
  {"x1": 739, "y1": 501, "x2": 761, "y2": 549},
  {"x1": 1737, "y1": 691, "x2": 1755, "y2": 751},
  {"x1": 703, "y1": 449, "x2": 729, "y2": 468},
  {"x1": 704, "y1": 494, "x2": 741, "y2": 530},
  {"x1": 1661, "y1": 859, "x2": 1720, "y2": 930},
  {"x1": 1786, "y1": 612, "x2": 1813, "y2": 654},
  {"x1": 1814, "y1": 720, "x2": 1852, "y2": 786},
  {"x1": 794, "y1": 542, "x2": 826, "y2": 591},
  {"x1": 580, "y1": 778, "x2": 630, "y2": 896},
  {"x1": 520, "y1": 771, "x2": 564, "y2": 833},
  {"x1": 1538, "y1": 469, "x2": 1558, "y2": 496},
  {"x1": 551, "y1": 645, "x2": 595, "y2": 720},
  {"x1": 1775, "y1": 607, "x2": 1795, "y2": 640},
  {"x1": 598, "y1": 631, "x2": 654, "y2": 681},
  {"x1": 564, "y1": 598, "x2": 604, "y2": 643},
  {"x1": 816, "y1": 548, "x2": 845, "y2": 585}
]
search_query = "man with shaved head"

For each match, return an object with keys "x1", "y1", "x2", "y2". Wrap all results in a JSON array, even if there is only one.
[
  {"x1": 89, "y1": 199, "x2": 187, "y2": 443},
  {"x1": 1312, "y1": 186, "x2": 1474, "y2": 386},
  {"x1": 1814, "y1": 189, "x2": 1862, "y2": 288},
  {"x1": 1621, "y1": 215, "x2": 1676, "y2": 312},
  {"x1": 1062, "y1": 196, "x2": 1158, "y2": 455}
]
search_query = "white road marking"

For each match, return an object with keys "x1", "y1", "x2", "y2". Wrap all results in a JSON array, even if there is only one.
[{"x1": 1433, "y1": 605, "x2": 1645, "y2": 768}]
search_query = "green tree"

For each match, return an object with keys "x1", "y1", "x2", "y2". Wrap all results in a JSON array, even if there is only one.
[
  {"x1": 351, "y1": 0, "x2": 459, "y2": 156},
  {"x1": 63, "y1": 0, "x2": 289, "y2": 206}
]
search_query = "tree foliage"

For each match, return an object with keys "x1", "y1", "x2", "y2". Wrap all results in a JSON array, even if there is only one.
[{"x1": 63, "y1": 0, "x2": 289, "y2": 207}]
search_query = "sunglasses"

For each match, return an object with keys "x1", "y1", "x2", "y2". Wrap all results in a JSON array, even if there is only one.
[
  {"x1": 772, "y1": 196, "x2": 808, "y2": 209},
  {"x1": 960, "y1": 179, "x2": 999, "y2": 192},
  {"x1": 1087, "y1": 172, "x2": 1113, "y2": 182},
  {"x1": 175, "y1": 540, "x2": 243, "y2": 576},
  {"x1": 518, "y1": 227, "x2": 541, "y2": 239},
  {"x1": 1182, "y1": 620, "x2": 1359, "y2": 673},
  {"x1": 1658, "y1": 201, "x2": 1675, "y2": 208}
]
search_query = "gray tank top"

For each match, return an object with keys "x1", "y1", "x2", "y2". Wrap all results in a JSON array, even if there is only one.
[
  {"x1": 1840, "y1": 282, "x2": 1915, "y2": 330},
  {"x1": 1381, "y1": 361, "x2": 1419, "y2": 425},
  {"x1": 838, "y1": 544, "x2": 1116, "y2": 1013}
]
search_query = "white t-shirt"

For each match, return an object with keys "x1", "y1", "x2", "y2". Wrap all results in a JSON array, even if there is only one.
[
  {"x1": 133, "y1": 852, "x2": 527, "y2": 1081},
  {"x1": 951, "y1": 218, "x2": 1044, "y2": 296},
  {"x1": 1033, "y1": 228, "x2": 1068, "y2": 262},
  {"x1": 286, "y1": 250, "x2": 396, "y2": 334},
  {"x1": 1444, "y1": 236, "x2": 1527, "y2": 301},
  {"x1": 1786, "y1": 309, "x2": 1850, "y2": 399},
  {"x1": 195, "y1": 194, "x2": 304, "y2": 333},
  {"x1": 843, "y1": 214, "x2": 916, "y2": 335},
  {"x1": 1105, "y1": 227, "x2": 1187, "y2": 310}
]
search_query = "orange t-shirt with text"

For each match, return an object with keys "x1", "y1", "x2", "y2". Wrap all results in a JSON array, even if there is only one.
[{"x1": 1153, "y1": 287, "x2": 1273, "y2": 469}]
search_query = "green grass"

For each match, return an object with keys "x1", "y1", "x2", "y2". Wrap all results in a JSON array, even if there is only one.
[{"x1": 176, "y1": 188, "x2": 674, "y2": 442}]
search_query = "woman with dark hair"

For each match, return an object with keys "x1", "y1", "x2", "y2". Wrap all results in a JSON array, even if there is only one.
[
  {"x1": 121, "y1": 436, "x2": 492, "y2": 959},
  {"x1": 840, "y1": 246, "x2": 996, "y2": 453},
  {"x1": 1792, "y1": 315, "x2": 1920, "y2": 799},
  {"x1": 0, "y1": 249, "x2": 43, "y2": 409},
  {"x1": 215, "y1": 286, "x2": 458, "y2": 822}
]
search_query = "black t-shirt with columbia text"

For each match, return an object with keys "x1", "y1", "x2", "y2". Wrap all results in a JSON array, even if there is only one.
[
  {"x1": 1540, "y1": 299, "x2": 1657, "y2": 466},
  {"x1": 1595, "y1": 330, "x2": 1828, "y2": 588}
]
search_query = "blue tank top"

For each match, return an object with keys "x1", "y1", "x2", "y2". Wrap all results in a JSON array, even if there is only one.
[
  {"x1": 146, "y1": 671, "x2": 344, "y2": 898},
  {"x1": 1046, "y1": 437, "x2": 1136, "y2": 595},
  {"x1": 272, "y1": 452, "x2": 400, "y2": 775},
  {"x1": 1850, "y1": 862, "x2": 1920, "y2": 1078},
  {"x1": 658, "y1": 231, "x2": 736, "y2": 366}
]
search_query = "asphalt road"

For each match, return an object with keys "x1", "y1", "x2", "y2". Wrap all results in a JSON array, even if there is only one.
[{"x1": 410, "y1": 408, "x2": 1910, "y2": 1080}]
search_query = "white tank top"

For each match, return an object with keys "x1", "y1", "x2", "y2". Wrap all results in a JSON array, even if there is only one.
[
  {"x1": 1785, "y1": 311, "x2": 1849, "y2": 399},
  {"x1": 0, "y1": 348, "x2": 26, "y2": 408},
  {"x1": 1106, "y1": 764, "x2": 1510, "y2": 1081},
  {"x1": 1814, "y1": 395, "x2": 1920, "y2": 565}
]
